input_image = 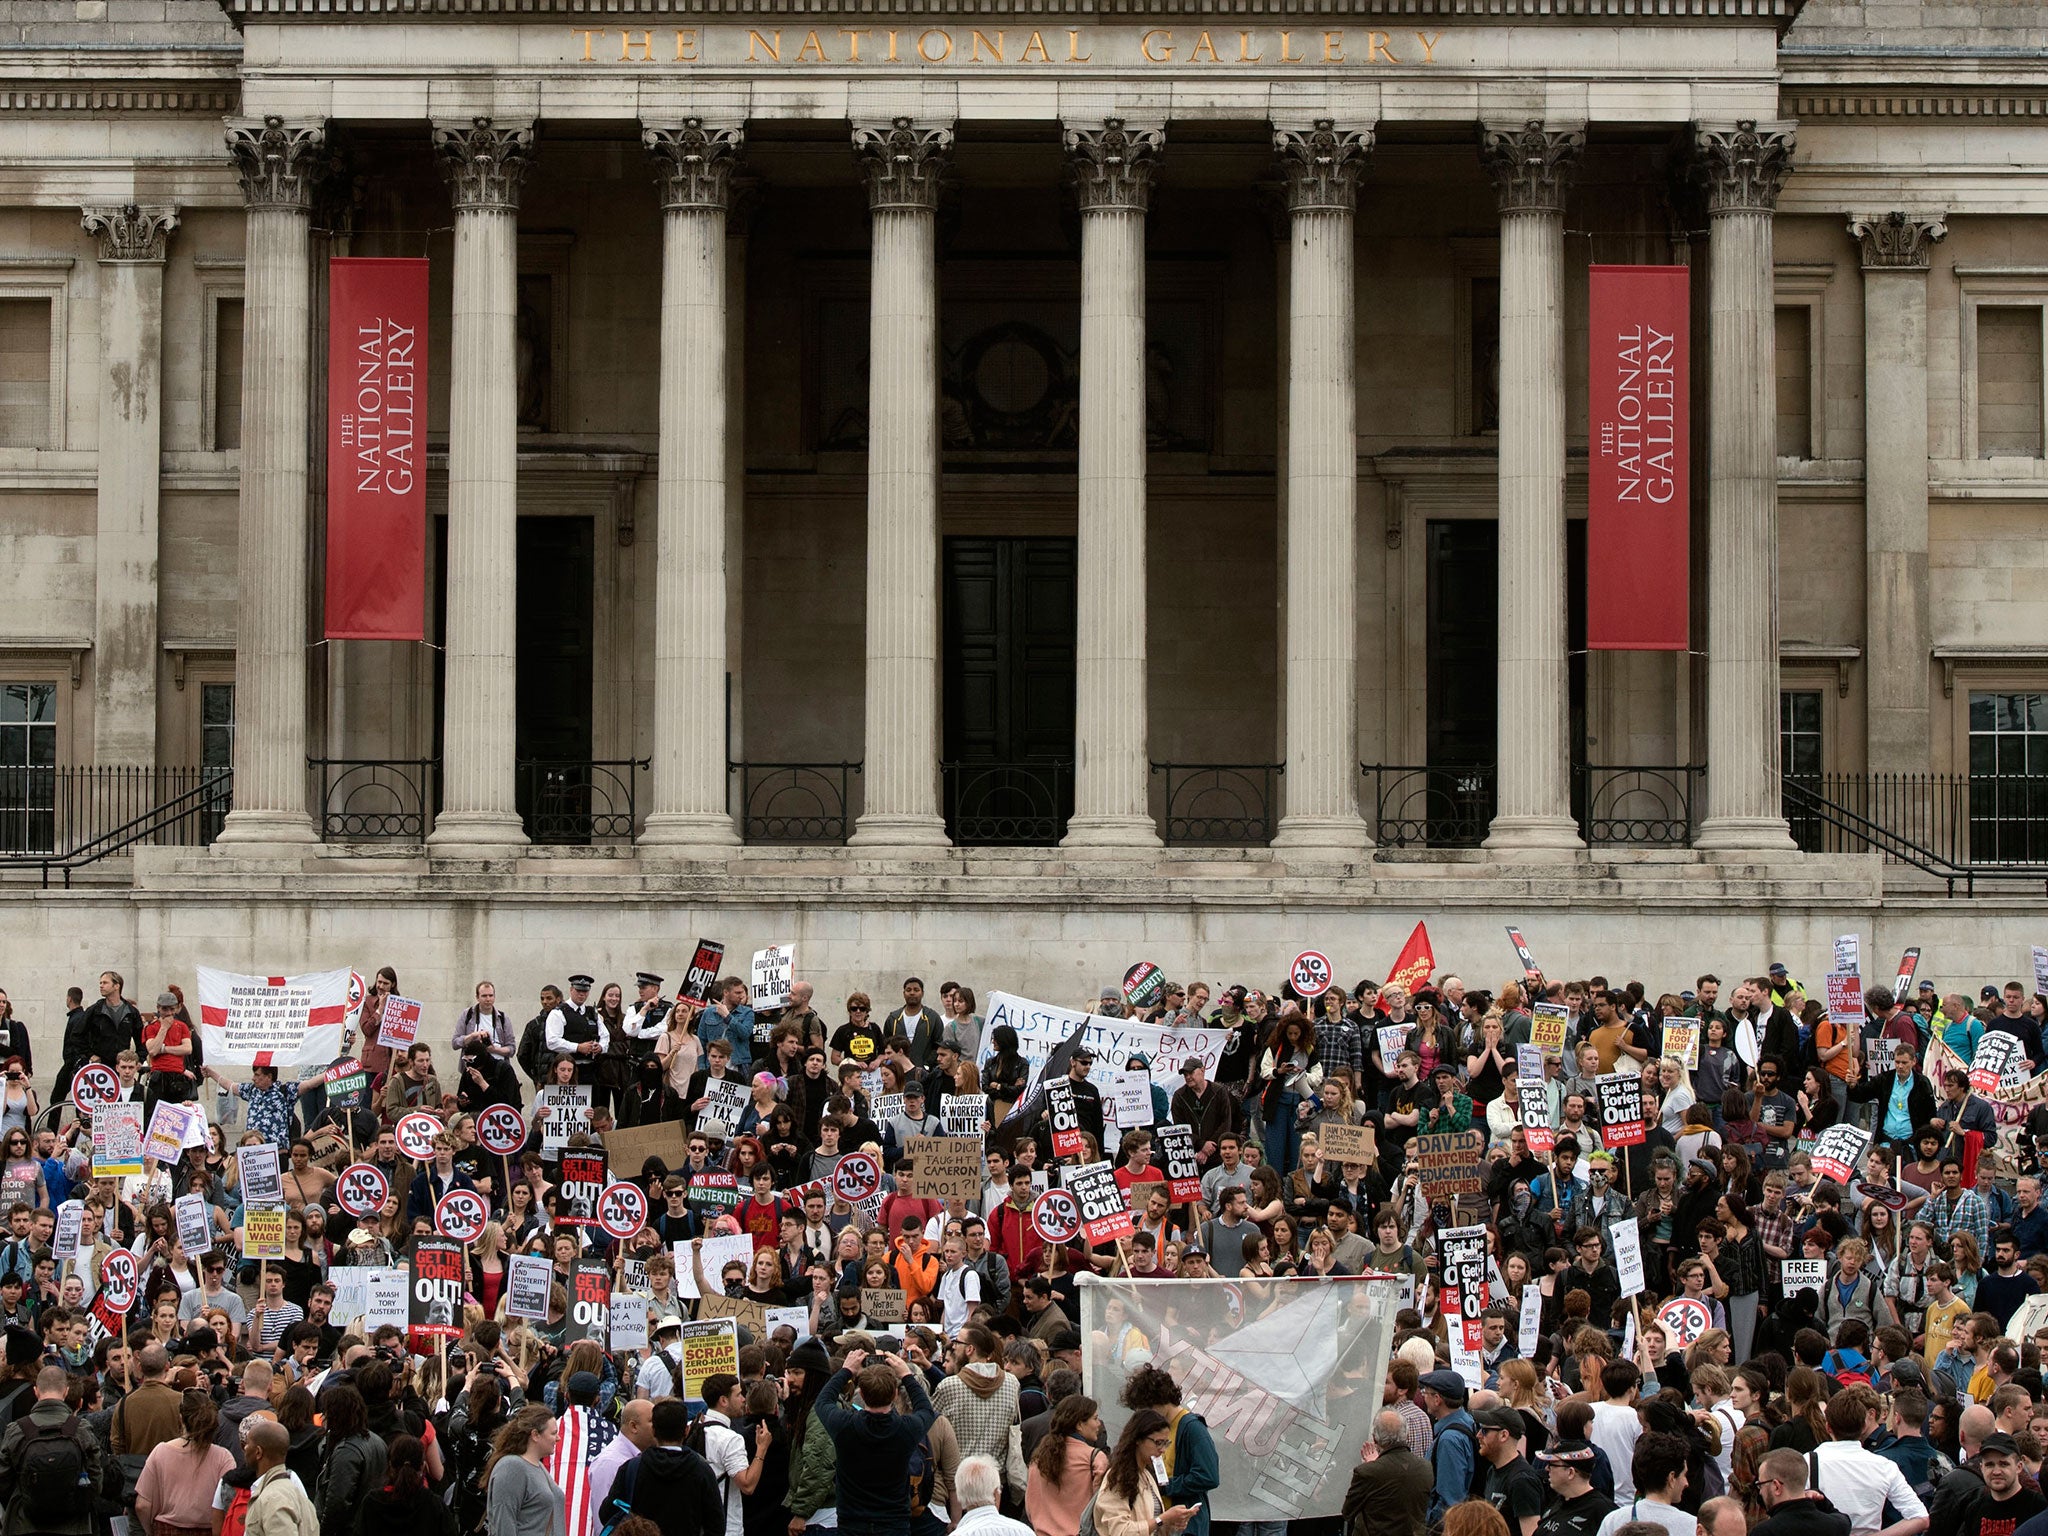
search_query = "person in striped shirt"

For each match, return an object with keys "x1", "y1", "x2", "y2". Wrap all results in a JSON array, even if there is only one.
[{"x1": 243, "y1": 1265, "x2": 303, "y2": 1355}]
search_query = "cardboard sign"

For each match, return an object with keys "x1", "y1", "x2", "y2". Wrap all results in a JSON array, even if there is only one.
[
  {"x1": 1596, "y1": 1073, "x2": 1645, "y2": 1148},
  {"x1": 750, "y1": 945, "x2": 795, "y2": 1011},
  {"x1": 1781, "y1": 1258, "x2": 1826, "y2": 1298},
  {"x1": 687, "y1": 1171, "x2": 741, "y2": 1213},
  {"x1": 942, "y1": 1094, "x2": 989, "y2": 1138},
  {"x1": 2008, "y1": 1292, "x2": 2048, "y2": 1344},
  {"x1": 244, "y1": 1207, "x2": 287, "y2": 1261},
  {"x1": 1834, "y1": 934, "x2": 1861, "y2": 975},
  {"x1": 330, "y1": 1268, "x2": 368, "y2": 1328},
  {"x1": 1108, "y1": 1073, "x2": 1154, "y2": 1129},
  {"x1": 173, "y1": 1193, "x2": 211, "y2": 1256},
  {"x1": 1154, "y1": 1123, "x2": 1202, "y2": 1203},
  {"x1": 1662, "y1": 1023, "x2": 1700, "y2": 1071},
  {"x1": 1066, "y1": 1160, "x2": 1135, "y2": 1244},
  {"x1": 1973, "y1": 1031, "x2": 2029, "y2": 1096},
  {"x1": 1812, "y1": 1123, "x2": 1872, "y2": 1186},
  {"x1": 1826, "y1": 972, "x2": 1864, "y2": 1029},
  {"x1": 336, "y1": 1163, "x2": 389, "y2": 1219},
  {"x1": 93, "y1": 1102, "x2": 144, "y2": 1178},
  {"x1": 379, "y1": 995, "x2": 425, "y2": 1052},
  {"x1": 410, "y1": 1239, "x2": 465, "y2": 1338},
  {"x1": 506, "y1": 1253, "x2": 555, "y2": 1320},
  {"x1": 238, "y1": 1144, "x2": 284, "y2": 1209},
  {"x1": 1317, "y1": 1122, "x2": 1377, "y2": 1165},
  {"x1": 1414, "y1": 1131, "x2": 1486, "y2": 1202},
  {"x1": 679, "y1": 1317, "x2": 740, "y2": 1399},
  {"x1": 558, "y1": 1151, "x2": 607, "y2": 1227},
  {"x1": 539, "y1": 1087, "x2": 592, "y2": 1153},
  {"x1": 1611, "y1": 1217, "x2": 1646, "y2": 1298},
  {"x1": 905, "y1": 1136, "x2": 984, "y2": 1200},
  {"x1": 679, "y1": 941, "x2": 726, "y2": 1007},
  {"x1": 1515, "y1": 1081, "x2": 1554, "y2": 1155},
  {"x1": 566, "y1": 1259, "x2": 611, "y2": 1345},
  {"x1": 1438, "y1": 1224, "x2": 1489, "y2": 1350},
  {"x1": 610, "y1": 1292, "x2": 650, "y2": 1351},
  {"x1": 1506, "y1": 926, "x2": 1542, "y2": 981},
  {"x1": 144, "y1": 1102, "x2": 194, "y2": 1165},
  {"x1": 697, "y1": 1290, "x2": 768, "y2": 1336},
  {"x1": 1045, "y1": 1078, "x2": 1085, "y2": 1159},
  {"x1": 679, "y1": 1234, "x2": 755, "y2": 1300},
  {"x1": 1290, "y1": 951, "x2": 1332, "y2": 999},
  {"x1": 862, "y1": 1286, "x2": 908, "y2": 1322},
  {"x1": 697, "y1": 1078, "x2": 750, "y2": 1140},
  {"x1": 1122, "y1": 962, "x2": 1166, "y2": 1010},
  {"x1": 1530, "y1": 1003, "x2": 1569, "y2": 1054}
]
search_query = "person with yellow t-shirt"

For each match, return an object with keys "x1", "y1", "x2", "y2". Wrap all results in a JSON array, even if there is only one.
[{"x1": 1924, "y1": 1268, "x2": 1973, "y2": 1381}]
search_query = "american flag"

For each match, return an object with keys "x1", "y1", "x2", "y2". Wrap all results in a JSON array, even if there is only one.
[{"x1": 547, "y1": 1405, "x2": 611, "y2": 1536}]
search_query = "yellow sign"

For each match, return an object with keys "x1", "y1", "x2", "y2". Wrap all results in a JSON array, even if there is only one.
[{"x1": 244, "y1": 1207, "x2": 287, "y2": 1261}]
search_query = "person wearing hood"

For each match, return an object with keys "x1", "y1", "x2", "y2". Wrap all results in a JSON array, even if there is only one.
[
  {"x1": 599, "y1": 1398, "x2": 725, "y2": 1536},
  {"x1": 1749, "y1": 1447, "x2": 1851, "y2": 1536},
  {"x1": 815, "y1": 1347, "x2": 937, "y2": 1536},
  {"x1": 931, "y1": 1326, "x2": 1023, "y2": 1491}
]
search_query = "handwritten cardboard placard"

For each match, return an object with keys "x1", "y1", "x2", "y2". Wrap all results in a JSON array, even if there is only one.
[
  {"x1": 906, "y1": 1136, "x2": 985, "y2": 1200},
  {"x1": 1317, "y1": 1122, "x2": 1376, "y2": 1165},
  {"x1": 1414, "y1": 1130, "x2": 1485, "y2": 1202}
]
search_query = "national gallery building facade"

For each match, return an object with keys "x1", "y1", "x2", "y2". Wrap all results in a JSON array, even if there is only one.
[{"x1": 0, "y1": 0, "x2": 2044, "y2": 1007}]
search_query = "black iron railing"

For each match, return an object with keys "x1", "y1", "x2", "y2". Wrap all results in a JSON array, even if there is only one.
[
  {"x1": 1151, "y1": 762, "x2": 1282, "y2": 846},
  {"x1": 1576, "y1": 764, "x2": 1704, "y2": 846},
  {"x1": 0, "y1": 766, "x2": 232, "y2": 887},
  {"x1": 1783, "y1": 772, "x2": 2048, "y2": 892},
  {"x1": 729, "y1": 761, "x2": 860, "y2": 844},
  {"x1": 518, "y1": 759, "x2": 647, "y2": 845},
  {"x1": 309, "y1": 758, "x2": 438, "y2": 841},
  {"x1": 944, "y1": 759, "x2": 1072, "y2": 846},
  {"x1": 1361, "y1": 763, "x2": 1496, "y2": 848}
]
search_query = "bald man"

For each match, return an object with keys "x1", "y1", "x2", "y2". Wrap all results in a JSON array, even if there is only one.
[
  {"x1": 1343, "y1": 1410, "x2": 1433, "y2": 1536},
  {"x1": 244, "y1": 1418, "x2": 319, "y2": 1536},
  {"x1": 1698, "y1": 1496, "x2": 1748, "y2": 1536},
  {"x1": 590, "y1": 1398, "x2": 655, "y2": 1518},
  {"x1": 1925, "y1": 1404, "x2": 1997, "y2": 1535}
]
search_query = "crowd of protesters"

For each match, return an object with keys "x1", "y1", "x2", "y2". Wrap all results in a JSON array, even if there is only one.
[{"x1": 0, "y1": 954, "x2": 2041, "y2": 1536}]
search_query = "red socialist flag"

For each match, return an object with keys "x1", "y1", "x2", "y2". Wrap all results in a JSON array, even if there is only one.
[
  {"x1": 1587, "y1": 265, "x2": 1689, "y2": 650},
  {"x1": 326, "y1": 257, "x2": 427, "y2": 640},
  {"x1": 1386, "y1": 922, "x2": 1436, "y2": 995}
]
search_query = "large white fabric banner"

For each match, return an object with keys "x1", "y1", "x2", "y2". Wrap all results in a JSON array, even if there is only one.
[
  {"x1": 979, "y1": 991, "x2": 1232, "y2": 1102},
  {"x1": 196, "y1": 967, "x2": 352, "y2": 1067},
  {"x1": 1079, "y1": 1274, "x2": 1403, "y2": 1521}
]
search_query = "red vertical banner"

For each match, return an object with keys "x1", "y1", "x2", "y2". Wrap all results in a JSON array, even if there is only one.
[
  {"x1": 1587, "y1": 265, "x2": 1689, "y2": 650},
  {"x1": 326, "y1": 257, "x2": 427, "y2": 640}
]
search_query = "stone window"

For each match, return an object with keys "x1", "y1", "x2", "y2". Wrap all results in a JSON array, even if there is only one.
[
  {"x1": 1976, "y1": 306, "x2": 2045, "y2": 458},
  {"x1": 213, "y1": 297, "x2": 243, "y2": 451},
  {"x1": 0, "y1": 299, "x2": 52, "y2": 449},
  {"x1": 1774, "y1": 306, "x2": 1812, "y2": 459},
  {"x1": 1780, "y1": 688, "x2": 1824, "y2": 779},
  {"x1": 1968, "y1": 689, "x2": 2048, "y2": 862},
  {"x1": 0, "y1": 681, "x2": 57, "y2": 854}
]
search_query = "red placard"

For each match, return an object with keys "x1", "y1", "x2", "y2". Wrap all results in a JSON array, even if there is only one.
[
  {"x1": 1588, "y1": 265, "x2": 1689, "y2": 651},
  {"x1": 326, "y1": 257, "x2": 428, "y2": 640}
]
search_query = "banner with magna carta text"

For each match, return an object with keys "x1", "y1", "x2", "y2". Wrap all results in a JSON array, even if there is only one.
[{"x1": 1079, "y1": 1274, "x2": 1402, "y2": 1521}]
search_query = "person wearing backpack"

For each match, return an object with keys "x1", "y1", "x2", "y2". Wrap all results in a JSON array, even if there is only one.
[
  {"x1": 815, "y1": 1349, "x2": 938, "y2": 1536},
  {"x1": 598, "y1": 1399, "x2": 723, "y2": 1536},
  {"x1": 0, "y1": 1363, "x2": 107, "y2": 1536},
  {"x1": 695, "y1": 1375, "x2": 769, "y2": 1536}
]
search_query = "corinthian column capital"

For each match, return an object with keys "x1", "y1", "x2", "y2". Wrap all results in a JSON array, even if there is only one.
[
  {"x1": 854, "y1": 118, "x2": 952, "y2": 213},
  {"x1": 433, "y1": 117, "x2": 536, "y2": 213},
  {"x1": 1273, "y1": 120, "x2": 1373, "y2": 214},
  {"x1": 1693, "y1": 120, "x2": 1796, "y2": 216},
  {"x1": 645, "y1": 119, "x2": 745, "y2": 212},
  {"x1": 80, "y1": 204, "x2": 178, "y2": 263},
  {"x1": 225, "y1": 116, "x2": 326, "y2": 212},
  {"x1": 1064, "y1": 118, "x2": 1163, "y2": 214},
  {"x1": 1481, "y1": 120, "x2": 1583, "y2": 215},
  {"x1": 1849, "y1": 210, "x2": 1947, "y2": 270}
]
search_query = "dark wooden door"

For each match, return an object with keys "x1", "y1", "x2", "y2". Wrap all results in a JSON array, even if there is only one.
[
  {"x1": 943, "y1": 537, "x2": 1076, "y2": 842},
  {"x1": 516, "y1": 516, "x2": 595, "y2": 839}
]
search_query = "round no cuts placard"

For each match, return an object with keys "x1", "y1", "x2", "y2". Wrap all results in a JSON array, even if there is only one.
[
  {"x1": 1290, "y1": 950, "x2": 1332, "y2": 999},
  {"x1": 832, "y1": 1152, "x2": 882, "y2": 1204},
  {"x1": 476, "y1": 1104, "x2": 526, "y2": 1157},
  {"x1": 395, "y1": 1112, "x2": 442, "y2": 1162},
  {"x1": 1032, "y1": 1187, "x2": 1082, "y2": 1245},
  {"x1": 98, "y1": 1249, "x2": 140, "y2": 1315},
  {"x1": 434, "y1": 1188, "x2": 489, "y2": 1245},
  {"x1": 335, "y1": 1163, "x2": 389, "y2": 1219},
  {"x1": 70, "y1": 1065, "x2": 119, "y2": 1116},
  {"x1": 597, "y1": 1181, "x2": 648, "y2": 1240}
]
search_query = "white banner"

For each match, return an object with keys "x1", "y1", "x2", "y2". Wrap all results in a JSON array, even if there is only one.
[
  {"x1": 196, "y1": 966, "x2": 352, "y2": 1067},
  {"x1": 1081, "y1": 1275, "x2": 1402, "y2": 1520},
  {"x1": 980, "y1": 992, "x2": 1232, "y2": 1102}
]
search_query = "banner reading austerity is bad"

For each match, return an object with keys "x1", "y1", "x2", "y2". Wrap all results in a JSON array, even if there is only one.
[
  {"x1": 1081, "y1": 1275, "x2": 1402, "y2": 1520},
  {"x1": 1588, "y1": 265, "x2": 1689, "y2": 650},
  {"x1": 326, "y1": 258, "x2": 427, "y2": 640},
  {"x1": 196, "y1": 967, "x2": 352, "y2": 1067},
  {"x1": 978, "y1": 991, "x2": 1232, "y2": 1101}
]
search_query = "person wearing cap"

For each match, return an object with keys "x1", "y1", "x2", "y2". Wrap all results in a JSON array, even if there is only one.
[
  {"x1": 1415, "y1": 1369, "x2": 1477, "y2": 1519},
  {"x1": 1169, "y1": 1057, "x2": 1236, "y2": 1170},
  {"x1": 1531, "y1": 1436, "x2": 1615, "y2": 1536},
  {"x1": 1422, "y1": 1065, "x2": 1472, "y2": 1136},
  {"x1": 141, "y1": 990, "x2": 195, "y2": 1118},
  {"x1": 1805, "y1": 1388, "x2": 1927, "y2": 1536},
  {"x1": 544, "y1": 973, "x2": 611, "y2": 1098},
  {"x1": 878, "y1": 1082, "x2": 940, "y2": 1169},
  {"x1": 1053, "y1": 1047, "x2": 1106, "y2": 1158},
  {"x1": 1341, "y1": 1410, "x2": 1432, "y2": 1536},
  {"x1": 1474, "y1": 1404, "x2": 1544, "y2": 1536}
]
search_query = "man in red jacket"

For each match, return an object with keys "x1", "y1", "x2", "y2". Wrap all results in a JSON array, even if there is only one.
[{"x1": 987, "y1": 1165, "x2": 1045, "y2": 1284}]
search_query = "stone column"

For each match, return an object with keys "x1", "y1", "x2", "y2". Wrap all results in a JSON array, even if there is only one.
[
  {"x1": 848, "y1": 118, "x2": 952, "y2": 848},
  {"x1": 1270, "y1": 120, "x2": 1374, "y2": 854},
  {"x1": 1062, "y1": 118, "x2": 1163, "y2": 849},
  {"x1": 80, "y1": 203, "x2": 177, "y2": 768},
  {"x1": 639, "y1": 120, "x2": 745, "y2": 854},
  {"x1": 1481, "y1": 121, "x2": 1584, "y2": 850},
  {"x1": 1852, "y1": 210, "x2": 1946, "y2": 775},
  {"x1": 428, "y1": 117, "x2": 533, "y2": 857},
  {"x1": 1694, "y1": 121, "x2": 1799, "y2": 850},
  {"x1": 215, "y1": 118, "x2": 324, "y2": 848}
]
